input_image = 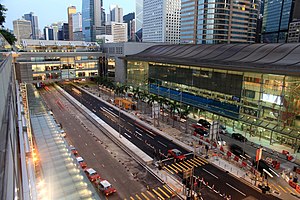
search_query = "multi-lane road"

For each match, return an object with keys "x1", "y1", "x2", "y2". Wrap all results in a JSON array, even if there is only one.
[{"x1": 59, "y1": 82, "x2": 280, "y2": 200}]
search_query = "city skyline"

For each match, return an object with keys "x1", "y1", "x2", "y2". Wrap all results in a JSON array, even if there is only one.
[{"x1": 2, "y1": 0, "x2": 134, "y2": 30}]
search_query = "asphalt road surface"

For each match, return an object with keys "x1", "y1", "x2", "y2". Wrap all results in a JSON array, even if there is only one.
[
  {"x1": 40, "y1": 85, "x2": 168, "y2": 200},
  {"x1": 60, "y1": 83, "x2": 280, "y2": 200}
]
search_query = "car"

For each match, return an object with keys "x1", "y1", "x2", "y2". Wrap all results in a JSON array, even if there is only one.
[
  {"x1": 192, "y1": 123, "x2": 208, "y2": 131},
  {"x1": 229, "y1": 144, "x2": 245, "y2": 158},
  {"x1": 84, "y1": 168, "x2": 100, "y2": 182},
  {"x1": 232, "y1": 133, "x2": 247, "y2": 142},
  {"x1": 194, "y1": 128, "x2": 209, "y2": 137},
  {"x1": 217, "y1": 137, "x2": 226, "y2": 146},
  {"x1": 76, "y1": 157, "x2": 87, "y2": 169},
  {"x1": 198, "y1": 119, "x2": 211, "y2": 129},
  {"x1": 70, "y1": 145, "x2": 78, "y2": 155},
  {"x1": 60, "y1": 129, "x2": 66, "y2": 138},
  {"x1": 167, "y1": 149, "x2": 186, "y2": 161},
  {"x1": 95, "y1": 179, "x2": 117, "y2": 196}
]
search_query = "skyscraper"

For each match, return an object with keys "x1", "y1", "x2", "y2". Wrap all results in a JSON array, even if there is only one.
[
  {"x1": 68, "y1": 6, "x2": 77, "y2": 41},
  {"x1": 105, "y1": 22, "x2": 128, "y2": 42},
  {"x1": 72, "y1": 12, "x2": 83, "y2": 41},
  {"x1": 110, "y1": 5, "x2": 123, "y2": 23},
  {"x1": 82, "y1": 0, "x2": 104, "y2": 42},
  {"x1": 44, "y1": 26, "x2": 54, "y2": 40},
  {"x1": 180, "y1": 0, "x2": 258, "y2": 44},
  {"x1": 135, "y1": 0, "x2": 143, "y2": 41},
  {"x1": 13, "y1": 19, "x2": 32, "y2": 44},
  {"x1": 143, "y1": 0, "x2": 181, "y2": 44},
  {"x1": 262, "y1": 0, "x2": 299, "y2": 43},
  {"x1": 123, "y1": 12, "x2": 135, "y2": 41},
  {"x1": 24, "y1": 12, "x2": 39, "y2": 39}
]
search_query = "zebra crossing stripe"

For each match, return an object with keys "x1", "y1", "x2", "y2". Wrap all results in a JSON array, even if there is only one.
[
  {"x1": 158, "y1": 187, "x2": 170, "y2": 199},
  {"x1": 152, "y1": 188, "x2": 165, "y2": 200}
]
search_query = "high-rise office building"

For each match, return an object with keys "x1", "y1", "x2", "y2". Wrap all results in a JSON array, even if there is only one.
[
  {"x1": 262, "y1": 0, "x2": 300, "y2": 43},
  {"x1": 24, "y1": 12, "x2": 39, "y2": 39},
  {"x1": 110, "y1": 5, "x2": 123, "y2": 23},
  {"x1": 135, "y1": 0, "x2": 143, "y2": 41},
  {"x1": 180, "y1": 0, "x2": 258, "y2": 44},
  {"x1": 143, "y1": 0, "x2": 181, "y2": 43},
  {"x1": 13, "y1": 19, "x2": 32, "y2": 44},
  {"x1": 123, "y1": 12, "x2": 135, "y2": 41},
  {"x1": 44, "y1": 26, "x2": 54, "y2": 40},
  {"x1": 82, "y1": 0, "x2": 104, "y2": 42},
  {"x1": 72, "y1": 12, "x2": 83, "y2": 41},
  {"x1": 105, "y1": 22, "x2": 128, "y2": 42},
  {"x1": 68, "y1": 6, "x2": 77, "y2": 41}
]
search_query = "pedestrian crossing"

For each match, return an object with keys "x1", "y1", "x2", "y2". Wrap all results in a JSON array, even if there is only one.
[
  {"x1": 124, "y1": 185, "x2": 176, "y2": 200},
  {"x1": 269, "y1": 183, "x2": 297, "y2": 194},
  {"x1": 163, "y1": 156, "x2": 208, "y2": 174}
]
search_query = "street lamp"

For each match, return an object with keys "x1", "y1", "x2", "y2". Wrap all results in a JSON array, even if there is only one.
[{"x1": 118, "y1": 100, "x2": 122, "y2": 138}]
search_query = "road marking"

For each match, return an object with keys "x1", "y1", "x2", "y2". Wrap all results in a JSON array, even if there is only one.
[
  {"x1": 278, "y1": 185, "x2": 287, "y2": 193},
  {"x1": 183, "y1": 161, "x2": 193, "y2": 168},
  {"x1": 102, "y1": 164, "x2": 105, "y2": 167},
  {"x1": 166, "y1": 165, "x2": 178, "y2": 174},
  {"x1": 158, "y1": 140, "x2": 167, "y2": 147},
  {"x1": 113, "y1": 178, "x2": 116, "y2": 182},
  {"x1": 85, "y1": 143, "x2": 87, "y2": 146},
  {"x1": 158, "y1": 187, "x2": 170, "y2": 198},
  {"x1": 152, "y1": 188, "x2": 165, "y2": 200},
  {"x1": 163, "y1": 185, "x2": 173, "y2": 195},
  {"x1": 163, "y1": 166, "x2": 174, "y2": 174},
  {"x1": 171, "y1": 164, "x2": 182, "y2": 172},
  {"x1": 124, "y1": 132, "x2": 131, "y2": 138},
  {"x1": 226, "y1": 183, "x2": 246, "y2": 196},
  {"x1": 92, "y1": 109, "x2": 96, "y2": 112},
  {"x1": 135, "y1": 131, "x2": 143, "y2": 137},
  {"x1": 202, "y1": 168, "x2": 218, "y2": 179},
  {"x1": 141, "y1": 192, "x2": 150, "y2": 200},
  {"x1": 135, "y1": 194, "x2": 142, "y2": 200},
  {"x1": 93, "y1": 153, "x2": 96, "y2": 156},
  {"x1": 130, "y1": 197, "x2": 134, "y2": 200},
  {"x1": 128, "y1": 122, "x2": 133, "y2": 126},
  {"x1": 285, "y1": 186, "x2": 293, "y2": 193},
  {"x1": 187, "y1": 159, "x2": 197, "y2": 167},
  {"x1": 146, "y1": 134, "x2": 154, "y2": 139},
  {"x1": 146, "y1": 191, "x2": 156, "y2": 199}
]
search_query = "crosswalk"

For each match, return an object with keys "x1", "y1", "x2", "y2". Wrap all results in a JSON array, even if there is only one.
[
  {"x1": 125, "y1": 185, "x2": 176, "y2": 200},
  {"x1": 269, "y1": 183, "x2": 297, "y2": 194},
  {"x1": 163, "y1": 156, "x2": 208, "y2": 174}
]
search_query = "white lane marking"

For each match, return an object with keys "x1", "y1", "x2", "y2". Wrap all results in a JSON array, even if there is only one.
[
  {"x1": 93, "y1": 153, "x2": 96, "y2": 156},
  {"x1": 146, "y1": 134, "x2": 154, "y2": 139},
  {"x1": 158, "y1": 140, "x2": 167, "y2": 148},
  {"x1": 124, "y1": 132, "x2": 131, "y2": 138},
  {"x1": 226, "y1": 183, "x2": 246, "y2": 196},
  {"x1": 135, "y1": 131, "x2": 143, "y2": 137},
  {"x1": 202, "y1": 168, "x2": 219, "y2": 179},
  {"x1": 102, "y1": 164, "x2": 105, "y2": 167},
  {"x1": 136, "y1": 127, "x2": 143, "y2": 131},
  {"x1": 122, "y1": 118, "x2": 125, "y2": 121},
  {"x1": 128, "y1": 122, "x2": 133, "y2": 126},
  {"x1": 113, "y1": 178, "x2": 116, "y2": 182},
  {"x1": 85, "y1": 143, "x2": 87, "y2": 146},
  {"x1": 92, "y1": 109, "x2": 96, "y2": 112}
]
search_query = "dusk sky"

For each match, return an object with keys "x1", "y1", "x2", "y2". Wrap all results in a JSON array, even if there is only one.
[{"x1": 2, "y1": 0, "x2": 135, "y2": 30}]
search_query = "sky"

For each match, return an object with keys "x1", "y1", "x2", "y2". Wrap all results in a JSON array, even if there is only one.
[{"x1": 2, "y1": 0, "x2": 134, "y2": 30}]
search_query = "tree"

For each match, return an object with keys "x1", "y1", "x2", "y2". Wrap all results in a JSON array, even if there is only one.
[
  {"x1": 181, "y1": 105, "x2": 191, "y2": 133},
  {"x1": 0, "y1": 4, "x2": 7, "y2": 26},
  {"x1": 0, "y1": 4, "x2": 16, "y2": 45},
  {"x1": 0, "y1": 30, "x2": 16, "y2": 45}
]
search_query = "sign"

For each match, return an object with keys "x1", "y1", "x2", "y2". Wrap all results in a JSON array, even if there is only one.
[{"x1": 256, "y1": 148, "x2": 262, "y2": 161}]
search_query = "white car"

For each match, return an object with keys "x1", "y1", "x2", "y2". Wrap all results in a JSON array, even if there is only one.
[
  {"x1": 60, "y1": 129, "x2": 66, "y2": 138},
  {"x1": 217, "y1": 139, "x2": 226, "y2": 146}
]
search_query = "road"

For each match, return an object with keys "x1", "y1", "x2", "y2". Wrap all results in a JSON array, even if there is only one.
[
  {"x1": 40, "y1": 85, "x2": 170, "y2": 200},
  {"x1": 60, "y1": 82, "x2": 280, "y2": 200}
]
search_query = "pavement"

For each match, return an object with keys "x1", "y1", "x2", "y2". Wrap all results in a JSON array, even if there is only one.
[{"x1": 73, "y1": 82, "x2": 300, "y2": 199}]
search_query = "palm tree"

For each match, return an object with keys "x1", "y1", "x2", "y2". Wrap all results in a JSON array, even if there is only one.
[
  {"x1": 181, "y1": 105, "x2": 191, "y2": 133},
  {"x1": 169, "y1": 101, "x2": 180, "y2": 128}
]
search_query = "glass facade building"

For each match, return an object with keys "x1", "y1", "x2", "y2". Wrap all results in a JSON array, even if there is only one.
[
  {"x1": 82, "y1": 0, "x2": 103, "y2": 42},
  {"x1": 180, "y1": 0, "x2": 258, "y2": 44},
  {"x1": 126, "y1": 44, "x2": 300, "y2": 150},
  {"x1": 262, "y1": 0, "x2": 294, "y2": 43}
]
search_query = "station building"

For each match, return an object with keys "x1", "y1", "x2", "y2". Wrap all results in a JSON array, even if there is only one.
[{"x1": 124, "y1": 43, "x2": 300, "y2": 150}]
